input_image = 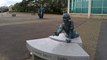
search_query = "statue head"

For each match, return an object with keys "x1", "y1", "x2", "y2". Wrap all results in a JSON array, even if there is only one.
[{"x1": 63, "y1": 13, "x2": 71, "y2": 23}]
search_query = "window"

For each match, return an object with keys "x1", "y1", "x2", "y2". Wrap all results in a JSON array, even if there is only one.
[
  {"x1": 70, "y1": 0, "x2": 107, "y2": 14},
  {"x1": 103, "y1": 8, "x2": 107, "y2": 14},
  {"x1": 76, "y1": 1, "x2": 82, "y2": 8},
  {"x1": 103, "y1": 0, "x2": 107, "y2": 7},
  {"x1": 82, "y1": 1, "x2": 88, "y2": 8},
  {"x1": 82, "y1": 8, "x2": 88, "y2": 13},
  {"x1": 76, "y1": 8, "x2": 82, "y2": 13},
  {"x1": 92, "y1": 0, "x2": 102, "y2": 8},
  {"x1": 91, "y1": 8, "x2": 102, "y2": 14}
]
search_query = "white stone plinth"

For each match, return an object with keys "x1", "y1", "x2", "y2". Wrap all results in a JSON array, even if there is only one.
[
  {"x1": 49, "y1": 33, "x2": 82, "y2": 47},
  {"x1": 26, "y1": 38, "x2": 89, "y2": 60}
]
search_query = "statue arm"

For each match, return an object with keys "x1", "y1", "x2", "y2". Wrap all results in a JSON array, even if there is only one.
[
  {"x1": 70, "y1": 21, "x2": 74, "y2": 30},
  {"x1": 54, "y1": 24, "x2": 63, "y2": 36}
]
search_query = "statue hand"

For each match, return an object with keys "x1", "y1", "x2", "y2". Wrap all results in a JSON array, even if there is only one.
[{"x1": 54, "y1": 32, "x2": 59, "y2": 36}]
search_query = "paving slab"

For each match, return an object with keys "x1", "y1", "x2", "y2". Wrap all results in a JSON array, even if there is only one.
[{"x1": 96, "y1": 22, "x2": 107, "y2": 60}]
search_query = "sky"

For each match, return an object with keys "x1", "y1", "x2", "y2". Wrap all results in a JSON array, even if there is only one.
[{"x1": 0, "y1": 0, "x2": 22, "y2": 7}]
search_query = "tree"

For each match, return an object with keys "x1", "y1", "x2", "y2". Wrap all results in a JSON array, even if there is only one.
[
  {"x1": 0, "y1": 6, "x2": 9, "y2": 12},
  {"x1": 43, "y1": 0, "x2": 67, "y2": 14},
  {"x1": 12, "y1": 3, "x2": 24, "y2": 12},
  {"x1": 12, "y1": 0, "x2": 68, "y2": 14}
]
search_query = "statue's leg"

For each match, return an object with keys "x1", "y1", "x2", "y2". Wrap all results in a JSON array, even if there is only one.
[
  {"x1": 41, "y1": 13, "x2": 43, "y2": 18},
  {"x1": 73, "y1": 31, "x2": 79, "y2": 38},
  {"x1": 38, "y1": 14, "x2": 41, "y2": 18},
  {"x1": 68, "y1": 30, "x2": 74, "y2": 39},
  {"x1": 66, "y1": 31, "x2": 72, "y2": 43}
]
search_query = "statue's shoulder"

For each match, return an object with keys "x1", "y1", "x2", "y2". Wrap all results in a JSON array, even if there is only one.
[
  {"x1": 59, "y1": 23, "x2": 63, "y2": 26},
  {"x1": 69, "y1": 20, "x2": 74, "y2": 24},
  {"x1": 62, "y1": 23, "x2": 64, "y2": 26},
  {"x1": 58, "y1": 23, "x2": 64, "y2": 28}
]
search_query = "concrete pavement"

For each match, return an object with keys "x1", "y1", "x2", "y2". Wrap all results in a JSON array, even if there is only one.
[
  {"x1": 0, "y1": 13, "x2": 106, "y2": 60},
  {"x1": 96, "y1": 22, "x2": 107, "y2": 60}
]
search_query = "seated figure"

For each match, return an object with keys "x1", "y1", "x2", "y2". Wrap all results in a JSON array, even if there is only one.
[
  {"x1": 38, "y1": 7, "x2": 45, "y2": 19},
  {"x1": 54, "y1": 13, "x2": 79, "y2": 43}
]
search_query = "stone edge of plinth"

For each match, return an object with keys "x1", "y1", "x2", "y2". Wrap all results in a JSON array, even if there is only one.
[{"x1": 26, "y1": 38, "x2": 90, "y2": 60}]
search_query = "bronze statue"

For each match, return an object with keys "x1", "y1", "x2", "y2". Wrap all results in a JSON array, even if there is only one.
[
  {"x1": 54, "y1": 13, "x2": 79, "y2": 43},
  {"x1": 38, "y1": 7, "x2": 45, "y2": 19}
]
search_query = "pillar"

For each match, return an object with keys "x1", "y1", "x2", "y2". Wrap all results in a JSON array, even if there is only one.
[
  {"x1": 88, "y1": 0, "x2": 92, "y2": 18},
  {"x1": 67, "y1": 0, "x2": 70, "y2": 13}
]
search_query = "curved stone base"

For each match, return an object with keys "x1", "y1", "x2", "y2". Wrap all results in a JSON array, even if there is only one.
[
  {"x1": 49, "y1": 33, "x2": 82, "y2": 47},
  {"x1": 26, "y1": 37, "x2": 89, "y2": 60}
]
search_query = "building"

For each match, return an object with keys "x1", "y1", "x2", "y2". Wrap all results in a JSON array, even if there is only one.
[{"x1": 67, "y1": 0, "x2": 107, "y2": 19}]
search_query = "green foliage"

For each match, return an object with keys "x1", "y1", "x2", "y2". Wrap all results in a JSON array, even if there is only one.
[
  {"x1": 12, "y1": 0, "x2": 67, "y2": 14},
  {"x1": 12, "y1": 0, "x2": 37, "y2": 12},
  {"x1": 44, "y1": 0, "x2": 67, "y2": 14},
  {"x1": 12, "y1": 3, "x2": 25, "y2": 12}
]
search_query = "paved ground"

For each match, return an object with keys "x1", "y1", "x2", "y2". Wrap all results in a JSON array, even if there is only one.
[
  {"x1": 0, "y1": 13, "x2": 107, "y2": 60},
  {"x1": 96, "y1": 22, "x2": 107, "y2": 60},
  {"x1": 0, "y1": 13, "x2": 62, "y2": 60}
]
